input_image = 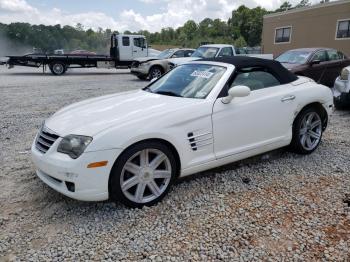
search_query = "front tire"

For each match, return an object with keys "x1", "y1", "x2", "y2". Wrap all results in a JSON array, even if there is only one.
[
  {"x1": 149, "y1": 66, "x2": 163, "y2": 80},
  {"x1": 289, "y1": 107, "x2": 323, "y2": 154},
  {"x1": 109, "y1": 141, "x2": 177, "y2": 208}
]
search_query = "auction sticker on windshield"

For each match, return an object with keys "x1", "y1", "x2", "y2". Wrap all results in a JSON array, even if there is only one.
[{"x1": 191, "y1": 70, "x2": 214, "y2": 79}]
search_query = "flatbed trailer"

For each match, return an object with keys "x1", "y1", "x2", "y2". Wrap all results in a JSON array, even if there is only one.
[{"x1": 1, "y1": 33, "x2": 149, "y2": 75}]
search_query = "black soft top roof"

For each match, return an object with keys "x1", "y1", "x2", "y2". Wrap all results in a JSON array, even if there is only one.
[{"x1": 199, "y1": 56, "x2": 298, "y2": 84}]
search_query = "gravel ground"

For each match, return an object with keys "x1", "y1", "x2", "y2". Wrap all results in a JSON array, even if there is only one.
[{"x1": 0, "y1": 66, "x2": 349, "y2": 261}]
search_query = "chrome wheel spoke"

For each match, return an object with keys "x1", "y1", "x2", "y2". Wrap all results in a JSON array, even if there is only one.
[
  {"x1": 121, "y1": 176, "x2": 139, "y2": 191},
  {"x1": 308, "y1": 130, "x2": 320, "y2": 139},
  {"x1": 124, "y1": 162, "x2": 140, "y2": 175},
  {"x1": 301, "y1": 134, "x2": 307, "y2": 147},
  {"x1": 135, "y1": 183, "x2": 146, "y2": 202},
  {"x1": 306, "y1": 112, "x2": 315, "y2": 124},
  {"x1": 154, "y1": 170, "x2": 171, "y2": 179},
  {"x1": 149, "y1": 153, "x2": 166, "y2": 170},
  {"x1": 299, "y1": 127, "x2": 307, "y2": 136},
  {"x1": 306, "y1": 136, "x2": 313, "y2": 148},
  {"x1": 140, "y1": 149, "x2": 149, "y2": 167},
  {"x1": 311, "y1": 120, "x2": 321, "y2": 129},
  {"x1": 147, "y1": 180, "x2": 161, "y2": 197}
]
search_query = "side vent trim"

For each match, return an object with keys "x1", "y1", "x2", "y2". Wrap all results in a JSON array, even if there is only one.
[{"x1": 187, "y1": 131, "x2": 213, "y2": 151}]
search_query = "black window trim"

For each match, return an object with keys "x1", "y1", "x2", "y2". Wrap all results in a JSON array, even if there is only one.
[
  {"x1": 274, "y1": 26, "x2": 292, "y2": 44},
  {"x1": 122, "y1": 36, "x2": 130, "y2": 46},
  {"x1": 218, "y1": 66, "x2": 282, "y2": 98},
  {"x1": 218, "y1": 47, "x2": 234, "y2": 57},
  {"x1": 335, "y1": 18, "x2": 350, "y2": 40},
  {"x1": 309, "y1": 49, "x2": 329, "y2": 63}
]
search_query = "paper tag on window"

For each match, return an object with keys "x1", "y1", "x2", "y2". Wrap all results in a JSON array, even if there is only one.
[{"x1": 191, "y1": 70, "x2": 214, "y2": 79}]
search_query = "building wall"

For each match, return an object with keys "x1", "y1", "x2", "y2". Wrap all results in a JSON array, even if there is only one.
[{"x1": 262, "y1": 0, "x2": 350, "y2": 57}]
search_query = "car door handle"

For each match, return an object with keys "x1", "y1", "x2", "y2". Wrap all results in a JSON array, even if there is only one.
[
  {"x1": 133, "y1": 51, "x2": 137, "y2": 53},
  {"x1": 281, "y1": 95, "x2": 296, "y2": 102}
]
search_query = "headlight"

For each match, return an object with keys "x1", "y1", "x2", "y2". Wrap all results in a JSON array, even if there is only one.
[
  {"x1": 57, "y1": 135, "x2": 92, "y2": 159},
  {"x1": 340, "y1": 68, "x2": 349, "y2": 81}
]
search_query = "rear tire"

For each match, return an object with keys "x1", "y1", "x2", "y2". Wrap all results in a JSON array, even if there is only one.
[
  {"x1": 49, "y1": 61, "x2": 67, "y2": 76},
  {"x1": 289, "y1": 107, "x2": 323, "y2": 154},
  {"x1": 109, "y1": 141, "x2": 177, "y2": 208}
]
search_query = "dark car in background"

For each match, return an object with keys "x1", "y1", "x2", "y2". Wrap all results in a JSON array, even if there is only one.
[{"x1": 275, "y1": 48, "x2": 350, "y2": 87}]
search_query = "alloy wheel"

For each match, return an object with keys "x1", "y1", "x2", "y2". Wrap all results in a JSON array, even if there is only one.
[
  {"x1": 150, "y1": 68, "x2": 162, "y2": 79},
  {"x1": 120, "y1": 149, "x2": 172, "y2": 204},
  {"x1": 299, "y1": 112, "x2": 322, "y2": 151}
]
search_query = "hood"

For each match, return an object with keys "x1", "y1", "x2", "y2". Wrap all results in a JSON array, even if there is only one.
[
  {"x1": 45, "y1": 90, "x2": 200, "y2": 137},
  {"x1": 167, "y1": 57, "x2": 200, "y2": 66},
  {"x1": 134, "y1": 56, "x2": 159, "y2": 63}
]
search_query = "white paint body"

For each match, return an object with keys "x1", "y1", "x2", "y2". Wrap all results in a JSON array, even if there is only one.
[{"x1": 31, "y1": 61, "x2": 333, "y2": 201}]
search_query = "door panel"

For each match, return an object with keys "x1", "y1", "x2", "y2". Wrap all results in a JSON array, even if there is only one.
[
  {"x1": 132, "y1": 37, "x2": 147, "y2": 59},
  {"x1": 212, "y1": 85, "x2": 297, "y2": 159},
  {"x1": 303, "y1": 50, "x2": 328, "y2": 84},
  {"x1": 119, "y1": 36, "x2": 132, "y2": 61}
]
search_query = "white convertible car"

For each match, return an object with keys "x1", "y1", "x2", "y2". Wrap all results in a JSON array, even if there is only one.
[{"x1": 31, "y1": 57, "x2": 333, "y2": 208}]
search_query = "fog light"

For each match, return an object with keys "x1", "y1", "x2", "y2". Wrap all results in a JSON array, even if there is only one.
[{"x1": 65, "y1": 181, "x2": 75, "y2": 192}]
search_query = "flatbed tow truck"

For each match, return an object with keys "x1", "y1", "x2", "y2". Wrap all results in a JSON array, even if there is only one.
[{"x1": 0, "y1": 33, "x2": 149, "y2": 75}]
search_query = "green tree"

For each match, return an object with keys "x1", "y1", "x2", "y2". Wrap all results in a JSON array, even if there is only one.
[
  {"x1": 275, "y1": 1, "x2": 293, "y2": 12},
  {"x1": 234, "y1": 36, "x2": 247, "y2": 48},
  {"x1": 295, "y1": 0, "x2": 311, "y2": 8}
]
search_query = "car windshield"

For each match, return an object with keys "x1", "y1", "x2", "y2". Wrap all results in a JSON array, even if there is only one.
[
  {"x1": 191, "y1": 47, "x2": 219, "y2": 58},
  {"x1": 157, "y1": 49, "x2": 175, "y2": 59},
  {"x1": 145, "y1": 64, "x2": 226, "y2": 99},
  {"x1": 275, "y1": 50, "x2": 312, "y2": 64}
]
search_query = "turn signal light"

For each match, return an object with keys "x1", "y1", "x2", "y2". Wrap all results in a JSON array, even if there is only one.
[{"x1": 87, "y1": 161, "x2": 108, "y2": 168}]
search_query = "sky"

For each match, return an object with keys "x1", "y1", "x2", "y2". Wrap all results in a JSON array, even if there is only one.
[{"x1": 0, "y1": 0, "x2": 323, "y2": 32}]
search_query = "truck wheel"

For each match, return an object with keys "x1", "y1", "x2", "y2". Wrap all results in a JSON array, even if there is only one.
[
  {"x1": 50, "y1": 62, "x2": 67, "y2": 76},
  {"x1": 149, "y1": 66, "x2": 163, "y2": 80}
]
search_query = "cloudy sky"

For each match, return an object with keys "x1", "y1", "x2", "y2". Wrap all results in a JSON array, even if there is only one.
[{"x1": 0, "y1": 0, "x2": 322, "y2": 32}]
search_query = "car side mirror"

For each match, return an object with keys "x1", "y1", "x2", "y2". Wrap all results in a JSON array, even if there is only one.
[
  {"x1": 222, "y1": 85, "x2": 251, "y2": 104},
  {"x1": 310, "y1": 60, "x2": 321, "y2": 66}
]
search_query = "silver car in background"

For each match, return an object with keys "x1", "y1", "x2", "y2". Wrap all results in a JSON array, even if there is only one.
[
  {"x1": 333, "y1": 66, "x2": 350, "y2": 109},
  {"x1": 131, "y1": 48, "x2": 194, "y2": 80}
]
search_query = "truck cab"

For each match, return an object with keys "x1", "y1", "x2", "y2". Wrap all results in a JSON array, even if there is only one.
[{"x1": 110, "y1": 34, "x2": 148, "y2": 65}]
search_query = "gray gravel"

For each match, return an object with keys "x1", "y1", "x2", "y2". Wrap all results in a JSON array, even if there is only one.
[{"x1": 0, "y1": 66, "x2": 349, "y2": 261}]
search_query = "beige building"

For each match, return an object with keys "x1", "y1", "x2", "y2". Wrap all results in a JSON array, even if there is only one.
[{"x1": 262, "y1": 0, "x2": 350, "y2": 57}]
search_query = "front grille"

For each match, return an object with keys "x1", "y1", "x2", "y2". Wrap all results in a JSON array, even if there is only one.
[
  {"x1": 35, "y1": 127, "x2": 59, "y2": 154},
  {"x1": 131, "y1": 61, "x2": 140, "y2": 68}
]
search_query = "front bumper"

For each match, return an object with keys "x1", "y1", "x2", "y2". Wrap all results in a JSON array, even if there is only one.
[
  {"x1": 333, "y1": 77, "x2": 350, "y2": 105},
  {"x1": 31, "y1": 138, "x2": 123, "y2": 201},
  {"x1": 130, "y1": 65, "x2": 150, "y2": 77}
]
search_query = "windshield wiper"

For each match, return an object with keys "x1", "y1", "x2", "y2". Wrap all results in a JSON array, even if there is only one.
[{"x1": 155, "y1": 91, "x2": 182, "y2": 97}]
